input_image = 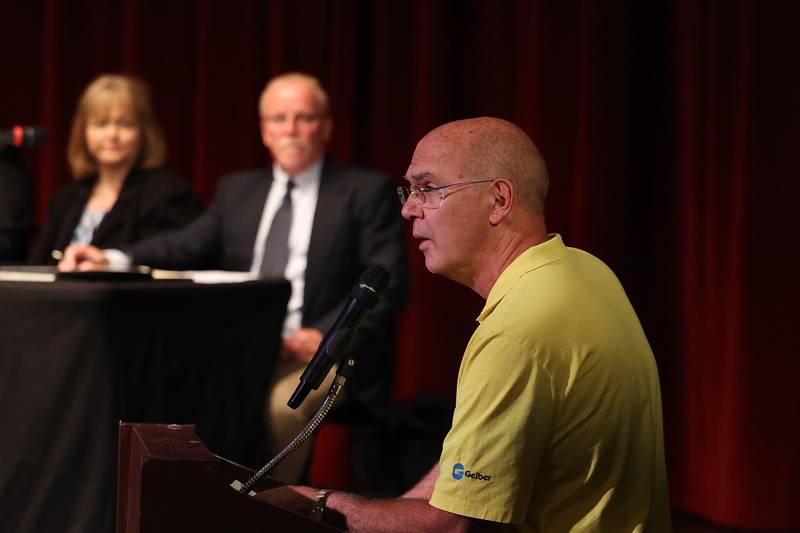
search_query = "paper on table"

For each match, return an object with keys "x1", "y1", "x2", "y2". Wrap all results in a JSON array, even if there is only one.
[
  {"x1": 0, "y1": 268, "x2": 56, "y2": 282},
  {"x1": 150, "y1": 269, "x2": 259, "y2": 284}
]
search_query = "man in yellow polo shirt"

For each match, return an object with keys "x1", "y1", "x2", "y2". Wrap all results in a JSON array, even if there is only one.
[
  {"x1": 429, "y1": 231, "x2": 671, "y2": 530},
  {"x1": 256, "y1": 117, "x2": 671, "y2": 532}
]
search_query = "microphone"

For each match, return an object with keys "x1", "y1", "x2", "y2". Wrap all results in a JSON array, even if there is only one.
[
  {"x1": 287, "y1": 265, "x2": 390, "y2": 409},
  {"x1": 0, "y1": 126, "x2": 47, "y2": 148}
]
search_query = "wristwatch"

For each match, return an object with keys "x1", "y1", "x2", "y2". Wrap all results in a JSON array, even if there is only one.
[{"x1": 309, "y1": 488, "x2": 332, "y2": 522}]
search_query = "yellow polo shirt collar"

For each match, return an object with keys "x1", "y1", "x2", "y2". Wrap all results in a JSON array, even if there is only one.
[{"x1": 478, "y1": 233, "x2": 568, "y2": 323}]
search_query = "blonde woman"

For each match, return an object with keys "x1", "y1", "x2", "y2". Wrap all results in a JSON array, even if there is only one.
[{"x1": 29, "y1": 74, "x2": 202, "y2": 265}]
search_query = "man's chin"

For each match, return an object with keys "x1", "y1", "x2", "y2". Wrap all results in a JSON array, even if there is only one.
[
  {"x1": 276, "y1": 154, "x2": 315, "y2": 174},
  {"x1": 422, "y1": 253, "x2": 442, "y2": 275}
]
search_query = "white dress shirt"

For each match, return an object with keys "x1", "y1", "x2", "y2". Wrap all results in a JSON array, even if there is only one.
[{"x1": 250, "y1": 161, "x2": 321, "y2": 337}]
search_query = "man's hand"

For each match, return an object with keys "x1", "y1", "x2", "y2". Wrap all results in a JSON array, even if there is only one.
[
  {"x1": 58, "y1": 244, "x2": 109, "y2": 272},
  {"x1": 281, "y1": 328, "x2": 324, "y2": 363}
]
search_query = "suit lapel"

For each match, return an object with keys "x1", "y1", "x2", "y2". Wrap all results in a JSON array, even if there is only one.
[
  {"x1": 240, "y1": 168, "x2": 273, "y2": 251},
  {"x1": 91, "y1": 170, "x2": 139, "y2": 244},
  {"x1": 305, "y1": 159, "x2": 342, "y2": 311}
]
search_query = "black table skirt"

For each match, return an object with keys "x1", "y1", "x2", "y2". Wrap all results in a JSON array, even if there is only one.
[{"x1": 0, "y1": 278, "x2": 289, "y2": 533}]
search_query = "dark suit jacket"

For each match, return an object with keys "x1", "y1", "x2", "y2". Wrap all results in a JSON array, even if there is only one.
[
  {"x1": 28, "y1": 167, "x2": 204, "y2": 265},
  {"x1": 0, "y1": 148, "x2": 32, "y2": 263},
  {"x1": 128, "y1": 158, "x2": 409, "y2": 415}
]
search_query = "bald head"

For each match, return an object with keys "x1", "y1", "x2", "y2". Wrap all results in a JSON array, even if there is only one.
[
  {"x1": 403, "y1": 117, "x2": 549, "y2": 296},
  {"x1": 420, "y1": 117, "x2": 549, "y2": 215}
]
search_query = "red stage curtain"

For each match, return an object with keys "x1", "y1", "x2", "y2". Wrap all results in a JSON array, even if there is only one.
[{"x1": 1, "y1": 1, "x2": 797, "y2": 528}]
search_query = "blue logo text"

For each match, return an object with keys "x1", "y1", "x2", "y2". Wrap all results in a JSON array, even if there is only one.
[{"x1": 451, "y1": 462, "x2": 492, "y2": 482}]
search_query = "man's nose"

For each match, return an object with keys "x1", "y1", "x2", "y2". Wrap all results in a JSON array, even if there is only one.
[
  {"x1": 401, "y1": 199, "x2": 422, "y2": 220},
  {"x1": 286, "y1": 116, "x2": 300, "y2": 135}
]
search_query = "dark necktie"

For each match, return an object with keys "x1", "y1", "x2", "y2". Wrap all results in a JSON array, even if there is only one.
[{"x1": 259, "y1": 180, "x2": 294, "y2": 278}]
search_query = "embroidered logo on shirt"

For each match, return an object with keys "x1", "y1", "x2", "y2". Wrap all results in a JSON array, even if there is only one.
[{"x1": 452, "y1": 462, "x2": 491, "y2": 481}]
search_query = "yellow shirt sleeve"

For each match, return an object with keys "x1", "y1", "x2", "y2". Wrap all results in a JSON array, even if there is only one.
[{"x1": 429, "y1": 331, "x2": 556, "y2": 524}]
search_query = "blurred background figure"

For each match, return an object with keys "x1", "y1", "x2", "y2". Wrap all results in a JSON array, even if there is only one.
[
  {"x1": 27, "y1": 74, "x2": 203, "y2": 265},
  {"x1": 58, "y1": 73, "x2": 409, "y2": 484},
  {"x1": 0, "y1": 147, "x2": 33, "y2": 263}
]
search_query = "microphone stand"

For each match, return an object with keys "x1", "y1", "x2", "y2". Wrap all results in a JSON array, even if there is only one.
[{"x1": 231, "y1": 357, "x2": 356, "y2": 495}]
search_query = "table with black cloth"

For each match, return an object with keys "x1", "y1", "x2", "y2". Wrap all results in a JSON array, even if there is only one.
[{"x1": 0, "y1": 278, "x2": 290, "y2": 533}]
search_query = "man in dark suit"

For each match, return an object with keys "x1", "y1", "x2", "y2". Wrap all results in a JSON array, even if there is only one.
[
  {"x1": 61, "y1": 73, "x2": 409, "y2": 483},
  {"x1": 0, "y1": 147, "x2": 32, "y2": 263}
]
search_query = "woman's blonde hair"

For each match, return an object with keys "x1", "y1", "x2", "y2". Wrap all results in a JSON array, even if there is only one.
[{"x1": 67, "y1": 74, "x2": 166, "y2": 179}]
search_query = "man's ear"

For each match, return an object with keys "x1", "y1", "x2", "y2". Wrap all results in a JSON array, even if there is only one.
[{"x1": 489, "y1": 179, "x2": 514, "y2": 225}]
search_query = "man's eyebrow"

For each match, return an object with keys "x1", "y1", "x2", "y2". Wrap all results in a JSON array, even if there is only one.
[{"x1": 403, "y1": 172, "x2": 436, "y2": 183}]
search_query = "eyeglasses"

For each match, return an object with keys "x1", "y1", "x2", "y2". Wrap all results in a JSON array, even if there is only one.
[
  {"x1": 396, "y1": 179, "x2": 494, "y2": 209},
  {"x1": 261, "y1": 113, "x2": 324, "y2": 127}
]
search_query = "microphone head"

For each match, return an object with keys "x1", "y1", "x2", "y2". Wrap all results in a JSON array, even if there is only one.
[
  {"x1": 1, "y1": 126, "x2": 47, "y2": 148},
  {"x1": 350, "y1": 265, "x2": 390, "y2": 309},
  {"x1": 288, "y1": 265, "x2": 390, "y2": 410},
  {"x1": 359, "y1": 265, "x2": 390, "y2": 294}
]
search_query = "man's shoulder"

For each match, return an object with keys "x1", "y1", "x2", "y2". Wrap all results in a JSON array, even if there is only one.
[
  {"x1": 323, "y1": 160, "x2": 391, "y2": 186},
  {"x1": 321, "y1": 162, "x2": 395, "y2": 207}
]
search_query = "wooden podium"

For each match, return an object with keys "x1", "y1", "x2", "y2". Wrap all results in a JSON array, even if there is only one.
[{"x1": 117, "y1": 423, "x2": 343, "y2": 532}]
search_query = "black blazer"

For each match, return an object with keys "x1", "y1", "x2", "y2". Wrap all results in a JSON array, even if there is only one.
[
  {"x1": 0, "y1": 148, "x2": 32, "y2": 263},
  {"x1": 28, "y1": 167, "x2": 204, "y2": 265},
  {"x1": 128, "y1": 158, "x2": 409, "y2": 414}
]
